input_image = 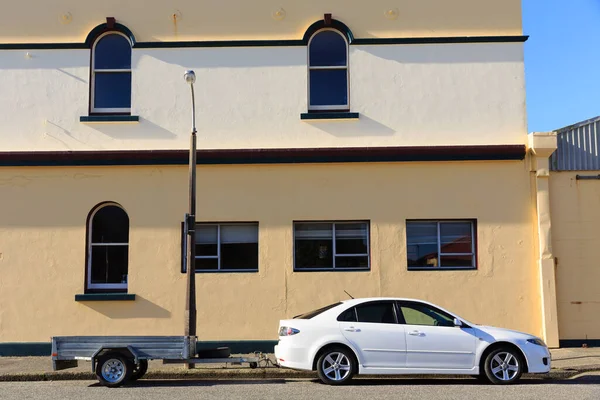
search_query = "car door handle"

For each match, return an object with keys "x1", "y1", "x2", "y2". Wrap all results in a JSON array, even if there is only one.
[
  {"x1": 344, "y1": 327, "x2": 361, "y2": 332},
  {"x1": 408, "y1": 330, "x2": 422, "y2": 336}
]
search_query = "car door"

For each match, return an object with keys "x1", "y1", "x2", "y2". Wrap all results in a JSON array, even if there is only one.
[
  {"x1": 338, "y1": 301, "x2": 406, "y2": 369},
  {"x1": 397, "y1": 301, "x2": 477, "y2": 370}
]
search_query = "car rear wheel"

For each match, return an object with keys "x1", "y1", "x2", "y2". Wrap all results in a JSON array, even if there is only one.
[
  {"x1": 316, "y1": 347, "x2": 355, "y2": 385},
  {"x1": 483, "y1": 347, "x2": 523, "y2": 385}
]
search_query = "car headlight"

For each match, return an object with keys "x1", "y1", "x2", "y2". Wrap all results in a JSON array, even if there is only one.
[{"x1": 527, "y1": 338, "x2": 546, "y2": 347}]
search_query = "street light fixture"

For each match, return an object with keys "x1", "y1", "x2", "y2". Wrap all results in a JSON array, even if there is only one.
[{"x1": 184, "y1": 70, "x2": 197, "y2": 347}]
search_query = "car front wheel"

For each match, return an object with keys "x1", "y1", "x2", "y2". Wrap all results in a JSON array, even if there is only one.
[
  {"x1": 316, "y1": 347, "x2": 356, "y2": 385},
  {"x1": 483, "y1": 347, "x2": 523, "y2": 385}
]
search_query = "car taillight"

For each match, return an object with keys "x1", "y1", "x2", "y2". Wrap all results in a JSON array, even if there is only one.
[{"x1": 279, "y1": 326, "x2": 300, "y2": 336}]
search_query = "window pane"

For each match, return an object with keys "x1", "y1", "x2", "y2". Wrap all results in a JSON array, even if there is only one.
[
  {"x1": 195, "y1": 258, "x2": 218, "y2": 270},
  {"x1": 294, "y1": 223, "x2": 332, "y2": 239},
  {"x1": 355, "y1": 303, "x2": 396, "y2": 324},
  {"x1": 221, "y1": 242, "x2": 258, "y2": 270},
  {"x1": 335, "y1": 223, "x2": 368, "y2": 254},
  {"x1": 337, "y1": 308, "x2": 357, "y2": 322},
  {"x1": 309, "y1": 69, "x2": 348, "y2": 107},
  {"x1": 294, "y1": 238, "x2": 333, "y2": 269},
  {"x1": 309, "y1": 30, "x2": 347, "y2": 67},
  {"x1": 94, "y1": 34, "x2": 132, "y2": 69},
  {"x1": 407, "y1": 222, "x2": 438, "y2": 268},
  {"x1": 220, "y1": 224, "x2": 258, "y2": 244},
  {"x1": 196, "y1": 225, "x2": 218, "y2": 256},
  {"x1": 91, "y1": 245, "x2": 128, "y2": 284},
  {"x1": 440, "y1": 255, "x2": 474, "y2": 268},
  {"x1": 400, "y1": 304, "x2": 455, "y2": 327},
  {"x1": 335, "y1": 256, "x2": 369, "y2": 269},
  {"x1": 440, "y1": 222, "x2": 473, "y2": 254},
  {"x1": 91, "y1": 205, "x2": 129, "y2": 243},
  {"x1": 94, "y1": 72, "x2": 132, "y2": 109}
]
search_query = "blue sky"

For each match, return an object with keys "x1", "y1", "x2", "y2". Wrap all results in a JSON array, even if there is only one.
[{"x1": 523, "y1": 0, "x2": 600, "y2": 132}]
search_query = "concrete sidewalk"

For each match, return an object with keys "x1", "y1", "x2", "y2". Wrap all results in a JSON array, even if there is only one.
[{"x1": 1, "y1": 348, "x2": 600, "y2": 382}]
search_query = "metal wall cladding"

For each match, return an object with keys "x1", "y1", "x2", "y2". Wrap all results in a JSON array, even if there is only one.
[{"x1": 551, "y1": 116, "x2": 600, "y2": 171}]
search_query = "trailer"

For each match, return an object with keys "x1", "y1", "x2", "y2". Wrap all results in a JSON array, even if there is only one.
[{"x1": 51, "y1": 335, "x2": 259, "y2": 387}]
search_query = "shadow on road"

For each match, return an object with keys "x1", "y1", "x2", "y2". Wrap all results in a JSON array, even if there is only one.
[{"x1": 86, "y1": 375, "x2": 600, "y2": 388}]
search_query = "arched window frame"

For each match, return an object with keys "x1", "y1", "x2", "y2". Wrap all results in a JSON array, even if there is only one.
[
  {"x1": 90, "y1": 31, "x2": 133, "y2": 114},
  {"x1": 86, "y1": 202, "x2": 130, "y2": 292},
  {"x1": 307, "y1": 28, "x2": 350, "y2": 112}
]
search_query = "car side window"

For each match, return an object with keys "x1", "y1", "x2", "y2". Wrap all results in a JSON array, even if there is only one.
[
  {"x1": 337, "y1": 307, "x2": 357, "y2": 322},
  {"x1": 354, "y1": 302, "x2": 397, "y2": 324},
  {"x1": 398, "y1": 302, "x2": 455, "y2": 327}
]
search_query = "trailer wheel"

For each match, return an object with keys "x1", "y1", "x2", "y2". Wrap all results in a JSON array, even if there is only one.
[
  {"x1": 249, "y1": 362, "x2": 258, "y2": 369},
  {"x1": 130, "y1": 360, "x2": 148, "y2": 381},
  {"x1": 96, "y1": 354, "x2": 133, "y2": 387}
]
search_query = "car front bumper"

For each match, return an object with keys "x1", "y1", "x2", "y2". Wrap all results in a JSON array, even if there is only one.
[{"x1": 523, "y1": 343, "x2": 552, "y2": 373}]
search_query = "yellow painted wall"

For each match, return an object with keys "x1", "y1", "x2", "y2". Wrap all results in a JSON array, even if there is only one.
[
  {"x1": 550, "y1": 172, "x2": 600, "y2": 340},
  {"x1": 0, "y1": 0, "x2": 522, "y2": 43},
  {"x1": 0, "y1": 160, "x2": 541, "y2": 342}
]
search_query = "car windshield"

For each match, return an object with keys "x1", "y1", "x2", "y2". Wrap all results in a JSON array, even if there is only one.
[{"x1": 293, "y1": 302, "x2": 342, "y2": 319}]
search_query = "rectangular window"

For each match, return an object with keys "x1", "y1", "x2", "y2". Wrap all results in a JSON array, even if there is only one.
[
  {"x1": 406, "y1": 220, "x2": 476, "y2": 270},
  {"x1": 191, "y1": 223, "x2": 259, "y2": 272},
  {"x1": 294, "y1": 221, "x2": 370, "y2": 271}
]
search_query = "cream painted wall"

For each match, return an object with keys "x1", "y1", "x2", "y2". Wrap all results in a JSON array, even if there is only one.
[
  {"x1": 0, "y1": 0, "x2": 522, "y2": 43},
  {"x1": 550, "y1": 172, "x2": 600, "y2": 340},
  {"x1": 0, "y1": 161, "x2": 541, "y2": 342},
  {"x1": 0, "y1": 43, "x2": 526, "y2": 151}
]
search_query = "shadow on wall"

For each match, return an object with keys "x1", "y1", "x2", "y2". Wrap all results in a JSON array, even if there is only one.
[
  {"x1": 77, "y1": 296, "x2": 171, "y2": 319},
  {"x1": 304, "y1": 115, "x2": 395, "y2": 137},
  {"x1": 357, "y1": 43, "x2": 523, "y2": 64},
  {"x1": 139, "y1": 46, "x2": 306, "y2": 69},
  {"x1": 87, "y1": 118, "x2": 178, "y2": 140}
]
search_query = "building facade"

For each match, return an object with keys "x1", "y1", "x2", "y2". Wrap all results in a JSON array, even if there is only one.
[
  {"x1": 0, "y1": 0, "x2": 561, "y2": 354},
  {"x1": 550, "y1": 116, "x2": 600, "y2": 346}
]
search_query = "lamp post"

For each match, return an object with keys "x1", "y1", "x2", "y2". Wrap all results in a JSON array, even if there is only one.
[{"x1": 183, "y1": 70, "x2": 197, "y2": 351}]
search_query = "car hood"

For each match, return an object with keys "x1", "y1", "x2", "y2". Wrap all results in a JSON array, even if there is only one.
[{"x1": 473, "y1": 324, "x2": 537, "y2": 341}]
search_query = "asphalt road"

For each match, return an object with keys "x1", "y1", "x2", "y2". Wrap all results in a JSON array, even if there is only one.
[{"x1": 1, "y1": 377, "x2": 600, "y2": 400}]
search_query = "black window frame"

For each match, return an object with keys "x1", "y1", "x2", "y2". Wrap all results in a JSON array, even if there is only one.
[
  {"x1": 406, "y1": 219, "x2": 478, "y2": 271},
  {"x1": 293, "y1": 220, "x2": 371, "y2": 272},
  {"x1": 181, "y1": 221, "x2": 260, "y2": 273},
  {"x1": 85, "y1": 202, "x2": 129, "y2": 294}
]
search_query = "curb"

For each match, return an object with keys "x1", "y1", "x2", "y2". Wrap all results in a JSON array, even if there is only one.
[{"x1": 2, "y1": 366, "x2": 599, "y2": 382}]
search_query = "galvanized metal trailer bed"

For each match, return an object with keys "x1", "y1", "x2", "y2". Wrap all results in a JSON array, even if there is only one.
[{"x1": 51, "y1": 335, "x2": 259, "y2": 387}]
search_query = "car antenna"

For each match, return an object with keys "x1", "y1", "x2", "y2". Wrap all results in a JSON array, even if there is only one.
[{"x1": 344, "y1": 290, "x2": 354, "y2": 299}]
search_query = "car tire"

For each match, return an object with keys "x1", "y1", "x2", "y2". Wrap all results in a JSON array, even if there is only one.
[
  {"x1": 483, "y1": 347, "x2": 523, "y2": 385},
  {"x1": 95, "y1": 354, "x2": 133, "y2": 388},
  {"x1": 316, "y1": 346, "x2": 356, "y2": 385},
  {"x1": 130, "y1": 360, "x2": 148, "y2": 381}
]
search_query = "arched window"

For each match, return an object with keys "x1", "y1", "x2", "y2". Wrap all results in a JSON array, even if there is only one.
[
  {"x1": 91, "y1": 32, "x2": 132, "y2": 114},
  {"x1": 86, "y1": 203, "x2": 129, "y2": 292},
  {"x1": 308, "y1": 29, "x2": 349, "y2": 111}
]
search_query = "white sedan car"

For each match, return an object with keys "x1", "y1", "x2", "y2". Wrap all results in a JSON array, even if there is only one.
[{"x1": 274, "y1": 297, "x2": 551, "y2": 385}]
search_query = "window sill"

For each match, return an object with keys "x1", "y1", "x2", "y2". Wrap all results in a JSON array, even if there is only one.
[
  {"x1": 301, "y1": 112, "x2": 359, "y2": 121},
  {"x1": 80, "y1": 115, "x2": 140, "y2": 123},
  {"x1": 75, "y1": 293, "x2": 136, "y2": 301},
  {"x1": 194, "y1": 270, "x2": 259, "y2": 274},
  {"x1": 293, "y1": 268, "x2": 370, "y2": 272},
  {"x1": 408, "y1": 267, "x2": 476, "y2": 271}
]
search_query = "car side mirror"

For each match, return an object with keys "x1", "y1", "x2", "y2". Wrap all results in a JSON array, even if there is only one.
[{"x1": 453, "y1": 318, "x2": 463, "y2": 327}]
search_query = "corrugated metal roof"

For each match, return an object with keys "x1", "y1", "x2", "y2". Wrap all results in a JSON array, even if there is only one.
[{"x1": 550, "y1": 116, "x2": 600, "y2": 171}]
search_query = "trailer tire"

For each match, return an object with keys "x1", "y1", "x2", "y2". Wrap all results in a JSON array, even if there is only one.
[
  {"x1": 130, "y1": 360, "x2": 148, "y2": 381},
  {"x1": 96, "y1": 354, "x2": 133, "y2": 387},
  {"x1": 196, "y1": 347, "x2": 231, "y2": 359}
]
